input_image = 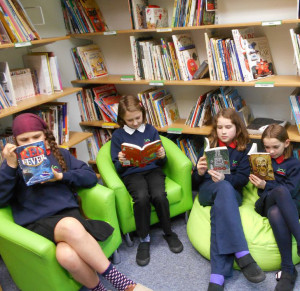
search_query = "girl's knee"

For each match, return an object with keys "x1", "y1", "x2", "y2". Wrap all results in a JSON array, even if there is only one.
[
  {"x1": 56, "y1": 242, "x2": 79, "y2": 271},
  {"x1": 55, "y1": 217, "x2": 85, "y2": 241}
]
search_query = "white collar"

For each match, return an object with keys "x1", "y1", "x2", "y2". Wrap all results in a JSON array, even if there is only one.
[{"x1": 123, "y1": 124, "x2": 146, "y2": 135}]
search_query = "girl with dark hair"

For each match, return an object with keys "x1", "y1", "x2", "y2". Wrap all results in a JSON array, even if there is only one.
[
  {"x1": 250, "y1": 124, "x2": 300, "y2": 291},
  {"x1": 0, "y1": 113, "x2": 151, "y2": 291},
  {"x1": 111, "y1": 95, "x2": 183, "y2": 267},
  {"x1": 192, "y1": 108, "x2": 265, "y2": 291}
]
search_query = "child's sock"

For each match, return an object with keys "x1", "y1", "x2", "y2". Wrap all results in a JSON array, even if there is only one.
[
  {"x1": 101, "y1": 263, "x2": 135, "y2": 291},
  {"x1": 210, "y1": 274, "x2": 224, "y2": 286},
  {"x1": 235, "y1": 250, "x2": 250, "y2": 259},
  {"x1": 90, "y1": 280, "x2": 107, "y2": 291}
]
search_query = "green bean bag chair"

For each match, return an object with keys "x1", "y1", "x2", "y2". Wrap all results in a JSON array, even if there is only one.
[{"x1": 187, "y1": 182, "x2": 300, "y2": 271}]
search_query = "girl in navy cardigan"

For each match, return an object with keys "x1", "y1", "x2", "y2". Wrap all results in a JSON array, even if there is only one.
[
  {"x1": 250, "y1": 124, "x2": 300, "y2": 291},
  {"x1": 192, "y1": 108, "x2": 265, "y2": 291},
  {"x1": 0, "y1": 113, "x2": 151, "y2": 291},
  {"x1": 111, "y1": 95, "x2": 183, "y2": 267}
]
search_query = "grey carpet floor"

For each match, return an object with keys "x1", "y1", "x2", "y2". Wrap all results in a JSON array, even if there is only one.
[{"x1": 1, "y1": 215, "x2": 299, "y2": 291}]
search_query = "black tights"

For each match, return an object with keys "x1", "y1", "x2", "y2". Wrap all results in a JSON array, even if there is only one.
[{"x1": 266, "y1": 186, "x2": 300, "y2": 273}]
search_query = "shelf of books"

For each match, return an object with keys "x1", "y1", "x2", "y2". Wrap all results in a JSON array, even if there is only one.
[
  {"x1": 0, "y1": 36, "x2": 71, "y2": 50},
  {"x1": 0, "y1": 87, "x2": 82, "y2": 119},
  {"x1": 60, "y1": 131, "x2": 93, "y2": 149},
  {"x1": 71, "y1": 75, "x2": 300, "y2": 87},
  {"x1": 69, "y1": 19, "x2": 300, "y2": 38}
]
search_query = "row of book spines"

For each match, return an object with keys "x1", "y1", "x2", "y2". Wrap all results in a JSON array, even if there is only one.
[
  {"x1": 0, "y1": 0, "x2": 40, "y2": 43},
  {"x1": 85, "y1": 128, "x2": 112, "y2": 161},
  {"x1": 205, "y1": 34, "x2": 244, "y2": 82},
  {"x1": 186, "y1": 87, "x2": 245, "y2": 128},
  {"x1": 61, "y1": 0, "x2": 107, "y2": 34},
  {"x1": 172, "y1": 0, "x2": 215, "y2": 28},
  {"x1": 130, "y1": 37, "x2": 183, "y2": 81},
  {"x1": 290, "y1": 28, "x2": 300, "y2": 72},
  {"x1": 289, "y1": 92, "x2": 300, "y2": 135},
  {"x1": 0, "y1": 133, "x2": 13, "y2": 164},
  {"x1": 70, "y1": 45, "x2": 108, "y2": 80},
  {"x1": 176, "y1": 136, "x2": 198, "y2": 166}
]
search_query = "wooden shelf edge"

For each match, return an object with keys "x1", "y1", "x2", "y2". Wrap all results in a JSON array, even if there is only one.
[
  {"x1": 68, "y1": 19, "x2": 300, "y2": 37},
  {"x1": 0, "y1": 87, "x2": 82, "y2": 119},
  {"x1": 0, "y1": 36, "x2": 70, "y2": 50},
  {"x1": 79, "y1": 119, "x2": 300, "y2": 142},
  {"x1": 71, "y1": 75, "x2": 300, "y2": 87},
  {"x1": 60, "y1": 131, "x2": 92, "y2": 148}
]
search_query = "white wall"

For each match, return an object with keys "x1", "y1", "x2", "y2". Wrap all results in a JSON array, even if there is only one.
[{"x1": 0, "y1": 0, "x2": 298, "y2": 162}]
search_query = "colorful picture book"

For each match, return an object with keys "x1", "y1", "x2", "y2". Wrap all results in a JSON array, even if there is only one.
[
  {"x1": 172, "y1": 34, "x2": 200, "y2": 81},
  {"x1": 15, "y1": 140, "x2": 54, "y2": 186},
  {"x1": 204, "y1": 137, "x2": 230, "y2": 174},
  {"x1": 248, "y1": 142, "x2": 275, "y2": 180},
  {"x1": 121, "y1": 139, "x2": 162, "y2": 167}
]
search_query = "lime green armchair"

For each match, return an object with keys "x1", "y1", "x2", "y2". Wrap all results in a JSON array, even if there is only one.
[
  {"x1": 0, "y1": 184, "x2": 122, "y2": 291},
  {"x1": 96, "y1": 135, "x2": 193, "y2": 245}
]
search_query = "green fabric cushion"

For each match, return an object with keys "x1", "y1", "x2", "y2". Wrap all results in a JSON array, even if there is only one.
[{"x1": 187, "y1": 182, "x2": 300, "y2": 271}]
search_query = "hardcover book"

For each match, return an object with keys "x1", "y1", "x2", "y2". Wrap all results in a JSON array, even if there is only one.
[
  {"x1": 248, "y1": 142, "x2": 275, "y2": 180},
  {"x1": 121, "y1": 139, "x2": 162, "y2": 167},
  {"x1": 15, "y1": 140, "x2": 54, "y2": 186},
  {"x1": 204, "y1": 137, "x2": 230, "y2": 174}
]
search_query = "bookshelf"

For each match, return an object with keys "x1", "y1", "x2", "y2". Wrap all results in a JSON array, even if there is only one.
[
  {"x1": 0, "y1": 87, "x2": 81, "y2": 119},
  {"x1": 60, "y1": 131, "x2": 93, "y2": 148},
  {"x1": 58, "y1": 0, "x2": 300, "y2": 163}
]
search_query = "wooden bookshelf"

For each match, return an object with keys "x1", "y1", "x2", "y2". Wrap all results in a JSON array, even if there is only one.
[
  {"x1": 0, "y1": 87, "x2": 82, "y2": 119},
  {"x1": 60, "y1": 131, "x2": 92, "y2": 148},
  {"x1": 81, "y1": 119, "x2": 300, "y2": 142},
  {"x1": 69, "y1": 18, "x2": 300, "y2": 38},
  {"x1": 80, "y1": 120, "x2": 119, "y2": 128},
  {"x1": 0, "y1": 36, "x2": 70, "y2": 50},
  {"x1": 71, "y1": 75, "x2": 300, "y2": 87}
]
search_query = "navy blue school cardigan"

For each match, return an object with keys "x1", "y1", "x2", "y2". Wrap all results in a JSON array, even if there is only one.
[
  {"x1": 0, "y1": 148, "x2": 97, "y2": 226},
  {"x1": 110, "y1": 123, "x2": 166, "y2": 177},
  {"x1": 192, "y1": 145, "x2": 251, "y2": 194}
]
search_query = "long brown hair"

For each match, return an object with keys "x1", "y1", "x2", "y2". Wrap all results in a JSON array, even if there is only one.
[
  {"x1": 117, "y1": 95, "x2": 146, "y2": 127},
  {"x1": 208, "y1": 108, "x2": 250, "y2": 151},
  {"x1": 261, "y1": 124, "x2": 292, "y2": 158},
  {"x1": 44, "y1": 128, "x2": 68, "y2": 172}
]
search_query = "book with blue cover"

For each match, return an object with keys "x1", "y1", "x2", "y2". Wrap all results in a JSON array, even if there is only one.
[{"x1": 15, "y1": 140, "x2": 54, "y2": 186}]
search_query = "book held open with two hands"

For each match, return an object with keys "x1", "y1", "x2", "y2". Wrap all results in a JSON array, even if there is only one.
[
  {"x1": 15, "y1": 140, "x2": 54, "y2": 186},
  {"x1": 248, "y1": 143, "x2": 275, "y2": 180},
  {"x1": 204, "y1": 137, "x2": 231, "y2": 174},
  {"x1": 121, "y1": 140, "x2": 162, "y2": 167}
]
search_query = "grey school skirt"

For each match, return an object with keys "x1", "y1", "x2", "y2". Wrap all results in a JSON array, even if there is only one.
[{"x1": 25, "y1": 207, "x2": 114, "y2": 243}]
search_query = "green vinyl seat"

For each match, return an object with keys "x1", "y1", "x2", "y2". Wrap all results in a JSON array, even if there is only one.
[
  {"x1": 96, "y1": 135, "x2": 193, "y2": 238},
  {"x1": 187, "y1": 182, "x2": 300, "y2": 271},
  {"x1": 0, "y1": 184, "x2": 122, "y2": 291}
]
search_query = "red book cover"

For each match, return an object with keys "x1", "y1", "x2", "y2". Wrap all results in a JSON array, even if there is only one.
[{"x1": 121, "y1": 140, "x2": 162, "y2": 167}]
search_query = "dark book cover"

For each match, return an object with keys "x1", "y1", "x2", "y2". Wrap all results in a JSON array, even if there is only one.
[{"x1": 15, "y1": 140, "x2": 54, "y2": 186}]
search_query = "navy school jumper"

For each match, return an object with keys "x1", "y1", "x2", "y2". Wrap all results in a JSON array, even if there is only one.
[{"x1": 192, "y1": 144, "x2": 251, "y2": 276}]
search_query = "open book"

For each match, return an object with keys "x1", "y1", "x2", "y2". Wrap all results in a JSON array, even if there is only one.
[
  {"x1": 121, "y1": 140, "x2": 162, "y2": 167},
  {"x1": 204, "y1": 137, "x2": 230, "y2": 174},
  {"x1": 248, "y1": 143, "x2": 275, "y2": 180},
  {"x1": 15, "y1": 140, "x2": 54, "y2": 186}
]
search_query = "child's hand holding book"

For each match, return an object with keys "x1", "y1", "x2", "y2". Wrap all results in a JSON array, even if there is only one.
[
  {"x1": 2, "y1": 143, "x2": 18, "y2": 168},
  {"x1": 249, "y1": 174, "x2": 266, "y2": 190}
]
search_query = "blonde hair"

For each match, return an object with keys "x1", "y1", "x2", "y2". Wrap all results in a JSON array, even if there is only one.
[
  {"x1": 117, "y1": 95, "x2": 146, "y2": 127},
  {"x1": 261, "y1": 124, "x2": 292, "y2": 158},
  {"x1": 208, "y1": 108, "x2": 250, "y2": 151}
]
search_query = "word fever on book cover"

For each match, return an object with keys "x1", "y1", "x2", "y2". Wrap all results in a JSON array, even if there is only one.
[{"x1": 16, "y1": 141, "x2": 54, "y2": 186}]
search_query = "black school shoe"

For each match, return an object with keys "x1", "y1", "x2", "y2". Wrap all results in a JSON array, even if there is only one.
[
  {"x1": 163, "y1": 232, "x2": 183, "y2": 253},
  {"x1": 275, "y1": 268, "x2": 298, "y2": 291},
  {"x1": 207, "y1": 282, "x2": 224, "y2": 291},
  {"x1": 136, "y1": 242, "x2": 150, "y2": 266},
  {"x1": 235, "y1": 254, "x2": 266, "y2": 283}
]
